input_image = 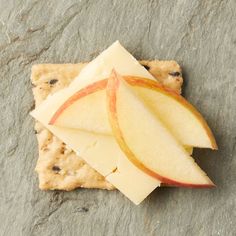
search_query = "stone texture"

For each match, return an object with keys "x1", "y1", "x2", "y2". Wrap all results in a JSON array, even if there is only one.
[{"x1": 0, "y1": 0, "x2": 235, "y2": 235}]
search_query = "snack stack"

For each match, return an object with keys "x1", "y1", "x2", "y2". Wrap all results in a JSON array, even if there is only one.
[{"x1": 31, "y1": 42, "x2": 217, "y2": 205}]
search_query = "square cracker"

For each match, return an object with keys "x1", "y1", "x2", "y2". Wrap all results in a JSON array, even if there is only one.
[{"x1": 31, "y1": 61, "x2": 183, "y2": 191}]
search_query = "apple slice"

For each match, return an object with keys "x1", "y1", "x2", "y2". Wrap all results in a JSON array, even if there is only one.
[
  {"x1": 125, "y1": 76, "x2": 217, "y2": 149},
  {"x1": 49, "y1": 77, "x2": 217, "y2": 149},
  {"x1": 106, "y1": 71, "x2": 214, "y2": 187},
  {"x1": 49, "y1": 80, "x2": 108, "y2": 134}
]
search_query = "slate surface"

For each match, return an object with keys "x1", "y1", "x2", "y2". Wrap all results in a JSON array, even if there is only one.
[{"x1": 0, "y1": 0, "x2": 235, "y2": 235}]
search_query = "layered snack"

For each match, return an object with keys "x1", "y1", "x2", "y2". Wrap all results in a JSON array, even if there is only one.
[{"x1": 31, "y1": 41, "x2": 217, "y2": 205}]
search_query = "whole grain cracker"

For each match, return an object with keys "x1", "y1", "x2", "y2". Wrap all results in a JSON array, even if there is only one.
[{"x1": 31, "y1": 61, "x2": 183, "y2": 191}]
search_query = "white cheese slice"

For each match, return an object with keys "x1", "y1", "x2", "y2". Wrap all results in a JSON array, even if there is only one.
[
  {"x1": 106, "y1": 152, "x2": 158, "y2": 204},
  {"x1": 70, "y1": 41, "x2": 155, "y2": 89},
  {"x1": 31, "y1": 41, "x2": 160, "y2": 204}
]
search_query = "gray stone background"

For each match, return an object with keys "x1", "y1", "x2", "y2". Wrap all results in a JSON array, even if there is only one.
[{"x1": 0, "y1": 0, "x2": 235, "y2": 235}]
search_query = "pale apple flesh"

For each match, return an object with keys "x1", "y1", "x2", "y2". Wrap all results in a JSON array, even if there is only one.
[
  {"x1": 106, "y1": 71, "x2": 214, "y2": 187},
  {"x1": 49, "y1": 76, "x2": 217, "y2": 150},
  {"x1": 49, "y1": 79, "x2": 109, "y2": 134},
  {"x1": 125, "y1": 76, "x2": 217, "y2": 149}
]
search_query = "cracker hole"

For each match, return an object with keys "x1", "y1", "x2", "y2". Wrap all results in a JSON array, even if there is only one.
[
  {"x1": 52, "y1": 166, "x2": 61, "y2": 172},
  {"x1": 169, "y1": 71, "x2": 181, "y2": 77},
  {"x1": 48, "y1": 79, "x2": 58, "y2": 85}
]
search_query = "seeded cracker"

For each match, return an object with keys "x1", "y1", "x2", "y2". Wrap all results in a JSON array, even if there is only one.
[{"x1": 31, "y1": 61, "x2": 183, "y2": 191}]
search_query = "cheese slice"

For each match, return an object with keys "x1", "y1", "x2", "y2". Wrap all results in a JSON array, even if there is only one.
[
  {"x1": 106, "y1": 153, "x2": 158, "y2": 204},
  {"x1": 31, "y1": 41, "x2": 160, "y2": 204}
]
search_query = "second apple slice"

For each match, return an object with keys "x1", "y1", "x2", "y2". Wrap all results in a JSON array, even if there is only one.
[{"x1": 107, "y1": 71, "x2": 214, "y2": 187}]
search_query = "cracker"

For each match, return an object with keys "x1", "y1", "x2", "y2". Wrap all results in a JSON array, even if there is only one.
[{"x1": 31, "y1": 61, "x2": 183, "y2": 191}]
